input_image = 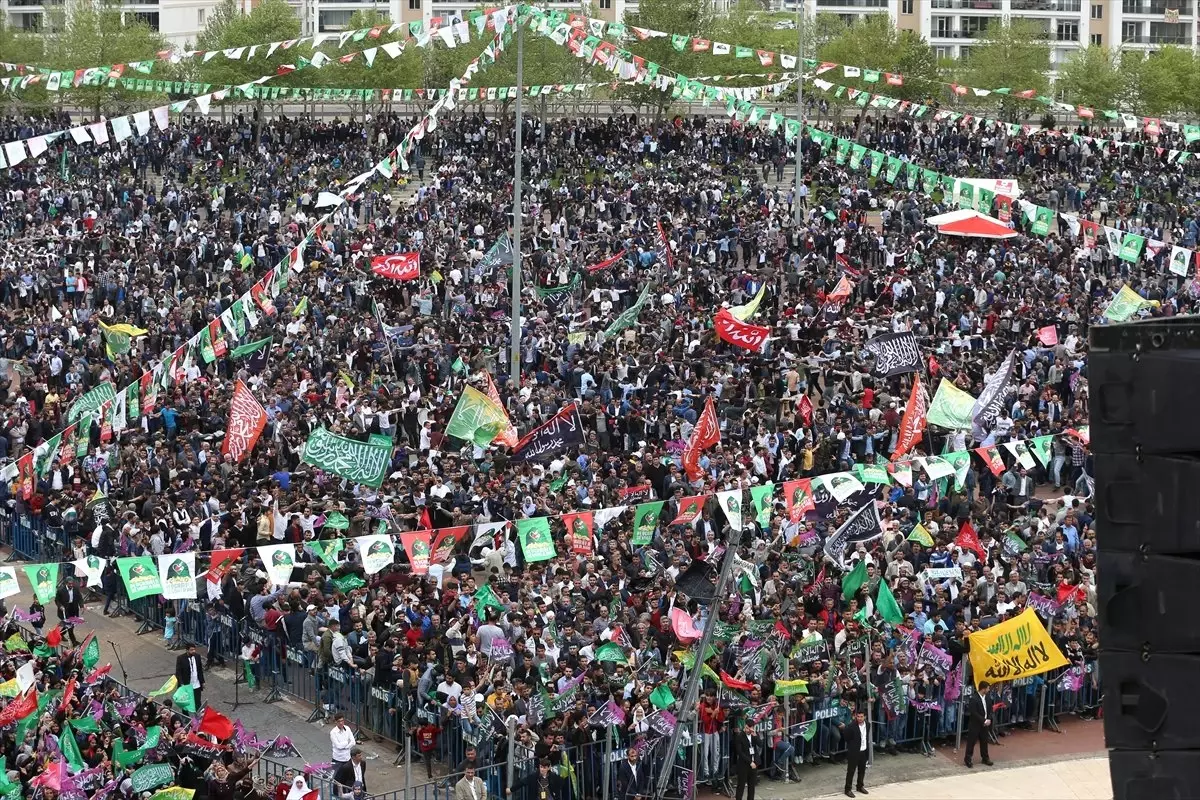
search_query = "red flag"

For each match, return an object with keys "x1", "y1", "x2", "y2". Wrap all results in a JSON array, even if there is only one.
[
  {"x1": 371, "y1": 252, "x2": 421, "y2": 281},
  {"x1": 672, "y1": 495, "x2": 706, "y2": 525},
  {"x1": 59, "y1": 678, "x2": 76, "y2": 712},
  {"x1": 84, "y1": 665, "x2": 112, "y2": 684},
  {"x1": 835, "y1": 253, "x2": 860, "y2": 277},
  {"x1": 46, "y1": 626, "x2": 62, "y2": 648},
  {"x1": 827, "y1": 276, "x2": 853, "y2": 303},
  {"x1": 797, "y1": 394, "x2": 813, "y2": 427},
  {"x1": 563, "y1": 513, "x2": 594, "y2": 555},
  {"x1": 714, "y1": 308, "x2": 771, "y2": 352},
  {"x1": 1037, "y1": 325, "x2": 1058, "y2": 346},
  {"x1": 783, "y1": 478, "x2": 816, "y2": 522},
  {"x1": 1065, "y1": 427, "x2": 1090, "y2": 445},
  {"x1": 430, "y1": 526, "x2": 468, "y2": 564},
  {"x1": 955, "y1": 521, "x2": 985, "y2": 559},
  {"x1": 974, "y1": 446, "x2": 1005, "y2": 477},
  {"x1": 892, "y1": 375, "x2": 927, "y2": 461},
  {"x1": 1057, "y1": 582, "x2": 1087, "y2": 606},
  {"x1": 682, "y1": 396, "x2": 720, "y2": 480},
  {"x1": 928, "y1": 355, "x2": 941, "y2": 377},
  {"x1": 206, "y1": 548, "x2": 245, "y2": 586},
  {"x1": 0, "y1": 689, "x2": 37, "y2": 727},
  {"x1": 208, "y1": 318, "x2": 228, "y2": 359},
  {"x1": 585, "y1": 250, "x2": 626, "y2": 273},
  {"x1": 222, "y1": 380, "x2": 267, "y2": 464},
  {"x1": 399, "y1": 532, "x2": 432, "y2": 576},
  {"x1": 720, "y1": 671, "x2": 756, "y2": 691},
  {"x1": 198, "y1": 707, "x2": 235, "y2": 741},
  {"x1": 418, "y1": 508, "x2": 432, "y2": 531}
]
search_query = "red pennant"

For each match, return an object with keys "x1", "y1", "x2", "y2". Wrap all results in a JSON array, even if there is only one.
[
  {"x1": 720, "y1": 671, "x2": 757, "y2": 691},
  {"x1": 682, "y1": 396, "x2": 720, "y2": 480},
  {"x1": 46, "y1": 626, "x2": 62, "y2": 648},
  {"x1": 955, "y1": 521, "x2": 985, "y2": 559}
]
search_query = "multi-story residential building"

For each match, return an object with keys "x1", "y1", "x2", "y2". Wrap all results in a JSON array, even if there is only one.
[
  {"x1": 0, "y1": 0, "x2": 222, "y2": 45},
  {"x1": 772, "y1": 0, "x2": 1199, "y2": 65}
]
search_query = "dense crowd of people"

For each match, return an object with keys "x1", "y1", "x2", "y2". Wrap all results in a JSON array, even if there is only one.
[{"x1": 0, "y1": 45, "x2": 1172, "y2": 796}]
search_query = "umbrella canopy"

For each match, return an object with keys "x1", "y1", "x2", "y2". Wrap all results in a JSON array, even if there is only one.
[{"x1": 925, "y1": 209, "x2": 1017, "y2": 240}]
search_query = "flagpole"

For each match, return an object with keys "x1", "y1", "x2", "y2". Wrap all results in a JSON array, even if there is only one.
[
  {"x1": 865, "y1": 626, "x2": 874, "y2": 765},
  {"x1": 652, "y1": 507, "x2": 744, "y2": 800},
  {"x1": 509, "y1": 19, "x2": 524, "y2": 387},
  {"x1": 793, "y1": 0, "x2": 803, "y2": 226},
  {"x1": 372, "y1": 299, "x2": 398, "y2": 375}
]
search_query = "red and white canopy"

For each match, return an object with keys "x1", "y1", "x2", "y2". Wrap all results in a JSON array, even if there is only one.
[{"x1": 925, "y1": 209, "x2": 1017, "y2": 240}]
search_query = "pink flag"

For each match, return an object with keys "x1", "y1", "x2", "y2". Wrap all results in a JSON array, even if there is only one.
[
  {"x1": 669, "y1": 607, "x2": 701, "y2": 644},
  {"x1": 1037, "y1": 325, "x2": 1058, "y2": 346}
]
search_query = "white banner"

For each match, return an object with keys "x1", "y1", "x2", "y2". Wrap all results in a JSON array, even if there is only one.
[
  {"x1": 356, "y1": 534, "x2": 396, "y2": 575},
  {"x1": 716, "y1": 490, "x2": 744, "y2": 532},
  {"x1": 258, "y1": 544, "x2": 297, "y2": 587},
  {"x1": 72, "y1": 556, "x2": 105, "y2": 588},
  {"x1": 158, "y1": 553, "x2": 197, "y2": 600},
  {"x1": 0, "y1": 567, "x2": 20, "y2": 599},
  {"x1": 819, "y1": 472, "x2": 866, "y2": 503}
]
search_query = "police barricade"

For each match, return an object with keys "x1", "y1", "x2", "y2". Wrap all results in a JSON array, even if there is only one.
[
  {"x1": 0, "y1": 506, "x2": 11, "y2": 550},
  {"x1": 10, "y1": 514, "x2": 42, "y2": 561},
  {"x1": 1038, "y1": 659, "x2": 1102, "y2": 731}
]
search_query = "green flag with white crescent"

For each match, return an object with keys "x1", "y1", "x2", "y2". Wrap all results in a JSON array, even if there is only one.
[{"x1": 515, "y1": 517, "x2": 556, "y2": 562}]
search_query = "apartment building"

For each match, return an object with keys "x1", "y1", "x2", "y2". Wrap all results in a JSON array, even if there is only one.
[
  {"x1": 773, "y1": 0, "x2": 1198, "y2": 67},
  {"x1": 0, "y1": 0, "x2": 222, "y2": 45}
]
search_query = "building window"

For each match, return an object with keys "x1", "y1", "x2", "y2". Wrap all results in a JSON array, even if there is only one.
[
  {"x1": 409, "y1": 0, "x2": 420, "y2": 8},
  {"x1": 1122, "y1": 21, "x2": 1140, "y2": 40},
  {"x1": 933, "y1": 15, "x2": 952, "y2": 36},
  {"x1": 1090, "y1": 32, "x2": 1102, "y2": 44},
  {"x1": 1056, "y1": 20, "x2": 1078, "y2": 40},
  {"x1": 1090, "y1": 3, "x2": 1102, "y2": 18},
  {"x1": 600, "y1": 0, "x2": 611, "y2": 7},
  {"x1": 935, "y1": 46, "x2": 949, "y2": 58},
  {"x1": 198, "y1": 7, "x2": 205, "y2": 26},
  {"x1": 901, "y1": 0, "x2": 914, "y2": 13},
  {"x1": 958, "y1": 45, "x2": 971, "y2": 59}
]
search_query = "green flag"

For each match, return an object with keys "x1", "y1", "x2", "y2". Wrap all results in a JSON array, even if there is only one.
[
  {"x1": 594, "y1": 641, "x2": 628, "y2": 663},
  {"x1": 515, "y1": 517, "x2": 556, "y2": 562},
  {"x1": 632, "y1": 501, "x2": 664, "y2": 546},
  {"x1": 649, "y1": 684, "x2": 675, "y2": 710},
  {"x1": 603, "y1": 283, "x2": 653, "y2": 339},
  {"x1": 71, "y1": 716, "x2": 100, "y2": 734},
  {"x1": 150, "y1": 787, "x2": 196, "y2": 800},
  {"x1": 876, "y1": 580, "x2": 905, "y2": 626},
  {"x1": 926, "y1": 379, "x2": 977, "y2": 431},
  {"x1": 1104, "y1": 284, "x2": 1150, "y2": 322},
  {"x1": 1029, "y1": 435, "x2": 1055, "y2": 468},
  {"x1": 117, "y1": 556, "x2": 162, "y2": 600},
  {"x1": 230, "y1": 336, "x2": 272, "y2": 360},
  {"x1": 292, "y1": 296, "x2": 309, "y2": 317},
  {"x1": 171, "y1": 683, "x2": 196, "y2": 712},
  {"x1": 301, "y1": 427, "x2": 392, "y2": 488},
  {"x1": 473, "y1": 584, "x2": 506, "y2": 622},
  {"x1": 452, "y1": 356, "x2": 467, "y2": 375},
  {"x1": 841, "y1": 559, "x2": 867, "y2": 601},
  {"x1": 749, "y1": 483, "x2": 774, "y2": 528},
  {"x1": 445, "y1": 386, "x2": 508, "y2": 447},
  {"x1": 1119, "y1": 232, "x2": 1146, "y2": 263},
  {"x1": 3, "y1": 634, "x2": 27, "y2": 653},
  {"x1": 150, "y1": 676, "x2": 178, "y2": 697},
  {"x1": 331, "y1": 574, "x2": 365, "y2": 593},
  {"x1": 310, "y1": 539, "x2": 344, "y2": 570},
  {"x1": 60, "y1": 725, "x2": 86, "y2": 772},
  {"x1": 24, "y1": 563, "x2": 58, "y2": 605}
]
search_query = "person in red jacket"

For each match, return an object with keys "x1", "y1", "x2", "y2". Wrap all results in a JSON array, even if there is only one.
[{"x1": 415, "y1": 720, "x2": 440, "y2": 778}]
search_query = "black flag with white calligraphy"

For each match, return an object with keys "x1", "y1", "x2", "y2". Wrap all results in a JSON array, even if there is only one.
[
  {"x1": 863, "y1": 331, "x2": 922, "y2": 378},
  {"x1": 510, "y1": 403, "x2": 584, "y2": 463},
  {"x1": 822, "y1": 501, "x2": 883, "y2": 567},
  {"x1": 970, "y1": 350, "x2": 1017, "y2": 439}
]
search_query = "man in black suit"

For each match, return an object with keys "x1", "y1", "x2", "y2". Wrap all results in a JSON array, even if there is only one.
[
  {"x1": 54, "y1": 576, "x2": 82, "y2": 646},
  {"x1": 174, "y1": 643, "x2": 205, "y2": 711},
  {"x1": 731, "y1": 717, "x2": 758, "y2": 800},
  {"x1": 837, "y1": 710, "x2": 870, "y2": 798},
  {"x1": 964, "y1": 680, "x2": 995, "y2": 768},
  {"x1": 614, "y1": 747, "x2": 650, "y2": 800},
  {"x1": 333, "y1": 747, "x2": 367, "y2": 794}
]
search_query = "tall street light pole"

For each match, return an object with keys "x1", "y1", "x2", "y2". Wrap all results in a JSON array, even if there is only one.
[
  {"x1": 509, "y1": 21, "x2": 524, "y2": 385},
  {"x1": 793, "y1": 0, "x2": 804, "y2": 225}
]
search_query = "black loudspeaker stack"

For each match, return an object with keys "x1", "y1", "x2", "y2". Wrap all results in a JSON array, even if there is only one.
[{"x1": 1092, "y1": 319, "x2": 1200, "y2": 800}]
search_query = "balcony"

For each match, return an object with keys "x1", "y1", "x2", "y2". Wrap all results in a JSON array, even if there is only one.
[
  {"x1": 814, "y1": 0, "x2": 890, "y2": 7},
  {"x1": 1122, "y1": 1, "x2": 1193, "y2": 14},
  {"x1": 6, "y1": 0, "x2": 45, "y2": 8},
  {"x1": 931, "y1": 0, "x2": 1002, "y2": 9},
  {"x1": 1011, "y1": 0, "x2": 1082, "y2": 10},
  {"x1": 1121, "y1": 33, "x2": 1193, "y2": 42}
]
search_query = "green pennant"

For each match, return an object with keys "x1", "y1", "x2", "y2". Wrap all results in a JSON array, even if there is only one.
[
  {"x1": 841, "y1": 559, "x2": 867, "y2": 601},
  {"x1": 876, "y1": 580, "x2": 905, "y2": 626},
  {"x1": 632, "y1": 501, "x2": 665, "y2": 546}
]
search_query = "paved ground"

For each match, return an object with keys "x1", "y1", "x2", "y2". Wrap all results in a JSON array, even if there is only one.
[{"x1": 807, "y1": 756, "x2": 1111, "y2": 799}]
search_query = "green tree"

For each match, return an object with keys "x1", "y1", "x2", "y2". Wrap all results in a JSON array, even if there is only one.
[
  {"x1": 1056, "y1": 46, "x2": 1125, "y2": 112},
  {"x1": 41, "y1": 0, "x2": 171, "y2": 116},
  {"x1": 0, "y1": 20, "x2": 47, "y2": 112},
  {"x1": 326, "y1": 8, "x2": 424, "y2": 111},
  {"x1": 619, "y1": 0, "x2": 715, "y2": 116},
  {"x1": 1129, "y1": 46, "x2": 1197, "y2": 117},
  {"x1": 959, "y1": 19, "x2": 1050, "y2": 120},
  {"x1": 817, "y1": 14, "x2": 939, "y2": 102}
]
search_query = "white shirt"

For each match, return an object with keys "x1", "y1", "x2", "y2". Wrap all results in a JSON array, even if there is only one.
[
  {"x1": 330, "y1": 725, "x2": 356, "y2": 762},
  {"x1": 858, "y1": 722, "x2": 868, "y2": 751},
  {"x1": 980, "y1": 693, "x2": 989, "y2": 721}
]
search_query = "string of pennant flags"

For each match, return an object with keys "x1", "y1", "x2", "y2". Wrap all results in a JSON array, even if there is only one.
[
  {"x1": 0, "y1": 27, "x2": 513, "y2": 170},
  {"x1": 2, "y1": 72, "x2": 791, "y2": 104},
  {"x1": 1, "y1": 0, "x2": 1192, "y2": 134},
  {"x1": 0, "y1": 4, "x2": 521, "y2": 88},
  {"x1": 549, "y1": 6, "x2": 1199, "y2": 133},
  {"x1": 533, "y1": 20, "x2": 1200, "y2": 282},
  {"x1": 0, "y1": 426, "x2": 1085, "y2": 607}
]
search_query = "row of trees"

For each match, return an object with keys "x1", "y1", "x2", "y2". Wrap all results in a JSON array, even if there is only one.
[{"x1": 2, "y1": 0, "x2": 1200, "y2": 119}]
